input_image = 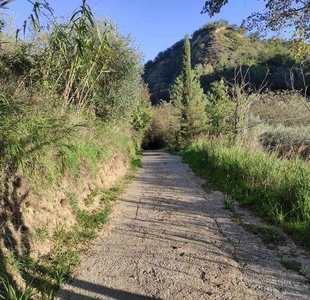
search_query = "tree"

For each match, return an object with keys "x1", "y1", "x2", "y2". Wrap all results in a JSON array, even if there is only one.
[
  {"x1": 201, "y1": 1, "x2": 310, "y2": 43},
  {"x1": 206, "y1": 80, "x2": 233, "y2": 138},
  {"x1": 221, "y1": 64, "x2": 268, "y2": 141},
  {"x1": 172, "y1": 35, "x2": 207, "y2": 146}
]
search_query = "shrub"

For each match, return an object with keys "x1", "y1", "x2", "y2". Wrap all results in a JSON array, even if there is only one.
[{"x1": 260, "y1": 125, "x2": 310, "y2": 159}]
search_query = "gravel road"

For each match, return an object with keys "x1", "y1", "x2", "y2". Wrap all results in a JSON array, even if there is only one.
[{"x1": 58, "y1": 150, "x2": 310, "y2": 300}]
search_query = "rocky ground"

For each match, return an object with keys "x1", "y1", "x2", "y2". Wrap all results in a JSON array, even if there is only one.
[{"x1": 57, "y1": 150, "x2": 310, "y2": 300}]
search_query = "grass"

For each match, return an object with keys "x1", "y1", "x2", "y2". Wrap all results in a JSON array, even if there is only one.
[
  {"x1": 260, "y1": 125, "x2": 310, "y2": 160},
  {"x1": 177, "y1": 139, "x2": 310, "y2": 247},
  {"x1": 222, "y1": 194, "x2": 235, "y2": 211},
  {"x1": 0, "y1": 12, "x2": 146, "y2": 298},
  {"x1": 281, "y1": 259, "x2": 302, "y2": 272},
  {"x1": 0, "y1": 156, "x2": 140, "y2": 299},
  {"x1": 244, "y1": 224, "x2": 285, "y2": 245},
  {"x1": 0, "y1": 123, "x2": 141, "y2": 298},
  {"x1": 0, "y1": 277, "x2": 34, "y2": 300}
]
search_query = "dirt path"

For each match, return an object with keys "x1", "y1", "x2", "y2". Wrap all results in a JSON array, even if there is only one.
[{"x1": 57, "y1": 150, "x2": 310, "y2": 300}]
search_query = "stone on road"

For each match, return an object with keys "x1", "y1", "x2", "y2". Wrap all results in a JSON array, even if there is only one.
[{"x1": 58, "y1": 150, "x2": 310, "y2": 300}]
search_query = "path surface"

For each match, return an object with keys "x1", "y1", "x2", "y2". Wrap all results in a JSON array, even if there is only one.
[{"x1": 58, "y1": 150, "x2": 310, "y2": 300}]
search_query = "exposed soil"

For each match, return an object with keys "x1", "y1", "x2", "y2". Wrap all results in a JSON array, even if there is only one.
[{"x1": 57, "y1": 150, "x2": 310, "y2": 300}]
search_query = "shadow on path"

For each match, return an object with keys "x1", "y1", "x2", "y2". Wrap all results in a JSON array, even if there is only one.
[{"x1": 60, "y1": 278, "x2": 159, "y2": 300}]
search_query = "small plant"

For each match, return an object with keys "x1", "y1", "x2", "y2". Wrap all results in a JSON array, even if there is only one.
[
  {"x1": 231, "y1": 212, "x2": 243, "y2": 223},
  {"x1": 35, "y1": 226, "x2": 49, "y2": 242},
  {"x1": 281, "y1": 259, "x2": 302, "y2": 272},
  {"x1": 222, "y1": 194, "x2": 235, "y2": 211},
  {"x1": 53, "y1": 266, "x2": 69, "y2": 286},
  {"x1": 245, "y1": 224, "x2": 285, "y2": 245},
  {"x1": 0, "y1": 277, "x2": 34, "y2": 300},
  {"x1": 201, "y1": 182, "x2": 214, "y2": 193},
  {"x1": 301, "y1": 266, "x2": 308, "y2": 276},
  {"x1": 84, "y1": 187, "x2": 100, "y2": 206},
  {"x1": 53, "y1": 223, "x2": 68, "y2": 245}
]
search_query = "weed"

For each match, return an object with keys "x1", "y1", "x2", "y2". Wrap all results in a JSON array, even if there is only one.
[
  {"x1": 301, "y1": 266, "x2": 308, "y2": 276},
  {"x1": 231, "y1": 213, "x2": 244, "y2": 223},
  {"x1": 0, "y1": 276, "x2": 34, "y2": 300},
  {"x1": 84, "y1": 187, "x2": 100, "y2": 206},
  {"x1": 53, "y1": 224, "x2": 67, "y2": 245},
  {"x1": 201, "y1": 182, "x2": 214, "y2": 193},
  {"x1": 35, "y1": 226, "x2": 49, "y2": 242},
  {"x1": 131, "y1": 157, "x2": 142, "y2": 169},
  {"x1": 68, "y1": 192, "x2": 78, "y2": 212},
  {"x1": 281, "y1": 259, "x2": 302, "y2": 272},
  {"x1": 179, "y1": 140, "x2": 310, "y2": 247},
  {"x1": 222, "y1": 194, "x2": 235, "y2": 211},
  {"x1": 244, "y1": 224, "x2": 285, "y2": 245}
]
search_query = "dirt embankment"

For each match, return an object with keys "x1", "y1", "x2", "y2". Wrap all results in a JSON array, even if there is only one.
[
  {"x1": 58, "y1": 150, "x2": 310, "y2": 300},
  {"x1": 0, "y1": 153, "x2": 129, "y2": 272}
]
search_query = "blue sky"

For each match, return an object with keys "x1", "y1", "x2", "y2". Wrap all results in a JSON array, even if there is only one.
[{"x1": 7, "y1": 0, "x2": 265, "y2": 62}]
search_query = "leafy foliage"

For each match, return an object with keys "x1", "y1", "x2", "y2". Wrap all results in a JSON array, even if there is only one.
[
  {"x1": 260, "y1": 125, "x2": 310, "y2": 159},
  {"x1": 205, "y1": 80, "x2": 233, "y2": 138},
  {"x1": 251, "y1": 90, "x2": 310, "y2": 126},
  {"x1": 143, "y1": 101, "x2": 179, "y2": 149},
  {"x1": 201, "y1": 1, "x2": 310, "y2": 59},
  {"x1": 0, "y1": 2, "x2": 149, "y2": 298}
]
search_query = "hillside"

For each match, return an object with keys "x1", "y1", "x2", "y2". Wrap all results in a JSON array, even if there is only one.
[{"x1": 144, "y1": 21, "x2": 302, "y2": 105}]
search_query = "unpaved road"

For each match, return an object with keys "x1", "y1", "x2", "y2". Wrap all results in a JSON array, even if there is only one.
[{"x1": 58, "y1": 150, "x2": 310, "y2": 299}]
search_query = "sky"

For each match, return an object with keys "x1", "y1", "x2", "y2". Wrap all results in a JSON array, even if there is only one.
[{"x1": 7, "y1": 0, "x2": 265, "y2": 62}]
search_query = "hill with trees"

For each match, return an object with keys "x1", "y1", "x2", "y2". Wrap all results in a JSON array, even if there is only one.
[
  {"x1": 144, "y1": 20, "x2": 308, "y2": 105},
  {"x1": 143, "y1": 18, "x2": 310, "y2": 258}
]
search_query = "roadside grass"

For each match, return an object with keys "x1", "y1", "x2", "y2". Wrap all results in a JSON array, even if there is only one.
[
  {"x1": 260, "y1": 125, "x2": 310, "y2": 160},
  {"x1": 0, "y1": 153, "x2": 140, "y2": 299},
  {"x1": 244, "y1": 224, "x2": 285, "y2": 245},
  {"x1": 222, "y1": 194, "x2": 235, "y2": 211},
  {"x1": 0, "y1": 104, "x2": 142, "y2": 299},
  {"x1": 176, "y1": 140, "x2": 310, "y2": 247},
  {"x1": 281, "y1": 259, "x2": 302, "y2": 273}
]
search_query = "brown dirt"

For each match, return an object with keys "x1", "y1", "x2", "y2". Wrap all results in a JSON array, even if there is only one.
[
  {"x1": 57, "y1": 150, "x2": 310, "y2": 300},
  {"x1": 23, "y1": 154, "x2": 129, "y2": 259}
]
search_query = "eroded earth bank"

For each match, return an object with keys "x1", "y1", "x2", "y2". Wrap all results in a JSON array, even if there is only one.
[{"x1": 58, "y1": 150, "x2": 310, "y2": 300}]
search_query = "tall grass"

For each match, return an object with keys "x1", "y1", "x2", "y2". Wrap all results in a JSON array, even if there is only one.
[
  {"x1": 179, "y1": 140, "x2": 310, "y2": 246},
  {"x1": 0, "y1": 2, "x2": 147, "y2": 297}
]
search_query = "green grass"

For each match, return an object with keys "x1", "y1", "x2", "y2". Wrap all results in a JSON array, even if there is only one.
[
  {"x1": 244, "y1": 224, "x2": 285, "y2": 245},
  {"x1": 281, "y1": 259, "x2": 302, "y2": 272},
  {"x1": 222, "y1": 194, "x2": 235, "y2": 211},
  {"x1": 1, "y1": 156, "x2": 140, "y2": 299},
  {"x1": 177, "y1": 140, "x2": 310, "y2": 247},
  {"x1": 0, "y1": 277, "x2": 34, "y2": 300},
  {"x1": 0, "y1": 114, "x2": 141, "y2": 298}
]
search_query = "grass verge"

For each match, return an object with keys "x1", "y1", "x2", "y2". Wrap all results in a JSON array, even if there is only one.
[{"x1": 175, "y1": 140, "x2": 310, "y2": 248}]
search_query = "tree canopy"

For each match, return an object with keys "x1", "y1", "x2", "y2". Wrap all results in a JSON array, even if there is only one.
[{"x1": 202, "y1": 0, "x2": 310, "y2": 41}]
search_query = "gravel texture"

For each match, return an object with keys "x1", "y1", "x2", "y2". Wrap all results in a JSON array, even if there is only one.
[{"x1": 57, "y1": 150, "x2": 310, "y2": 300}]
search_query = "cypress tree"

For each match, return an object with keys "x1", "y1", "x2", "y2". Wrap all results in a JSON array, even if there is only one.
[
  {"x1": 172, "y1": 35, "x2": 207, "y2": 147},
  {"x1": 181, "y1": 34, "x2": 192, "y2": 108}
]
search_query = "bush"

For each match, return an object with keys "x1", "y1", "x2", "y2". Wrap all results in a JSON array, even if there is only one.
[
  {"x1": 143, "y1": 101, "x2": 179, "y2": 149},
  {"x1": 260, "y1": 125, "x2": 310, "y2": 159},
  {"x1": 251, "y1": 90, "x2": 310, "y2": 126}
]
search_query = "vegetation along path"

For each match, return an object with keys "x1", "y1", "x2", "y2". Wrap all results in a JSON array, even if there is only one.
[{"x1": 58, "y1": 150, "x2": 310, "y2": 300}]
